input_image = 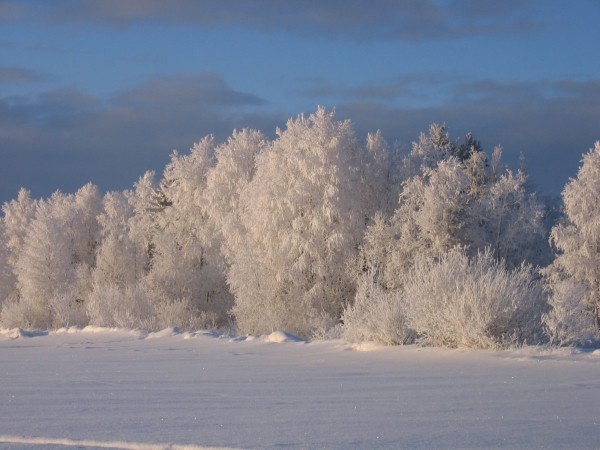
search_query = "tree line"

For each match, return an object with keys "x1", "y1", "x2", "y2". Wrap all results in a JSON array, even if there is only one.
[{"x1": 1, "y1": 107, "x2": 598, "y2": 348}]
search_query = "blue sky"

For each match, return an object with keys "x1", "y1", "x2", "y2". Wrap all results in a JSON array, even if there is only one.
[{"x1": 1, "y1": 0, "x2": 599, "y2": 203}]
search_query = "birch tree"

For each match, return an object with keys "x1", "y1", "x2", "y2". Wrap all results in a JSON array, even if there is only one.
[
  {"x1": 543, "y1": 141, "x2": 600, "y2": 345},
  {"x1": 229, "y1": 108, "x2": 372, "y2": 337}
]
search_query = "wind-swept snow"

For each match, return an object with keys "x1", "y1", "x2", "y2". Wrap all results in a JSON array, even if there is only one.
[
  {"x1": 0, "y1": 435, "x2": 236, "y2": 450},
  {"x1": 0, "y1": 327, "x2": 599, "y2": 449}
]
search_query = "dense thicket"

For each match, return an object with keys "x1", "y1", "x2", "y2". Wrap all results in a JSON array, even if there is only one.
[{"x1": 1, "y1": 108, "x2": 598, "y2": 347}]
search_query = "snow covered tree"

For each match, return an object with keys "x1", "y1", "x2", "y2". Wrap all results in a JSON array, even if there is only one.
[
  {"x1": 229, "y1": 108, "x2": 372, "y2": 337},
  {"x1": 0, "y1": 111, "x2": 558, "y2": 339},
  {"x1": 362, "y1": 157, "x2": 472, "y2": 290},
  {"x1": 360, "y1": 130, "x2": 403, "y2": 219},
  {"x1": 204, "y1": 128, "x2": 267, "y2": 261},
  {"x1": 452, "y1": 131, "x2": 483, "y2": 162},
  {"x1": 1, "y1": 189, "x2": 37, "y2": 271},
  {"x1": 69, "y1": 183, "x2": 103, "y2": 306},
  {"x1": 142, "y1": 136, "x2": 232, "y2": 329},
  {"x1": 1, "y1": 184, "x2": 101, "y2": 329},
  {"x1": 7, "y1": 192, "x2": 78, "y2": 328},
  {"x1": 127, "y1": 170, "x2": 162, "y2": 264},
  {"x1": 0, "y1": 221, "x2": 15, "y2": 310},
  {"x1": 87, "y1": 186, "x2": 156, "y2": 329},
  {"x1": 360, "y1": 127, "x2": 547, "y2": 292},
  {"x1": 0, "y1": 189, "x2": 38, "y2": 311},
  {"x1": 543, "y1": 141, "x2": 600, "y2": 345},
  {"x1": 466, "y1": 153, "x2": 548, "y2": 268},
  {"x1": 346, "y1": 126, "x2": 549, "y2": 347},
  {"x1": 71, "y1": 183, "x2": 102, "y2": 267},
  {"x1": 402, "y1": 123, "x2": 455, "y2": 180},
  {"x1": 92, "y1": 190, "x2": 147, "y2": 289}
]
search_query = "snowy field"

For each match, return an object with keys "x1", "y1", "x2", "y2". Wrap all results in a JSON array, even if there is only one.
[{"x1": 1, "y1": 328, "x2": 599, "y2": 449}]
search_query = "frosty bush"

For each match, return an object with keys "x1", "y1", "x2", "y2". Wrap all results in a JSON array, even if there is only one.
[
  {"x1": 342, "y1": 269, "x2": 414, "y2": 345},
  {"x1": 87, "y1": 283, "x2": 155, "y2": 329},
  {"x1": 404, "y1": 249, "x2": 547, "y2": 349},
  {"x1": 154, "y1": 297, "x2": 223, "y2": 331},
  {"x1": 0, "y1": 297, "x2": 48, "y2": 329},
  {"x1": 541, "y1": 278, "x2": 597, "y2": 346},
  {"x1": 49, "y1": 292, "x2": 88, "y2": 328}
]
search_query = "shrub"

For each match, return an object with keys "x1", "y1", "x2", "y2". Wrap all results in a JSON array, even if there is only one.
[
  {"x1": 542, "y1": 277, "x2": 598, "y2": 346},
  {"x1": 0, "y1": 295, "x2": 52, "y2": 329},
  {"x1": 342, "y1": 269, "x2": 414, "y2": 345},
  {"x1": 86, "y1": 283, "x2": 155, "y2": 329},
  {"x1": 404, "y1": 249, "x2": 547, "y2": 349},
  {"x1": 49, "y1": 292, "x2": 88, "y2": 328},
  {"x1": 154, "y1": 297, "x2": 221, "y2": 331}
]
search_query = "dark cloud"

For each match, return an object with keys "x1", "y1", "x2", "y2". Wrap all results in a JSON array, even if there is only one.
[
  {"x1": 0, "y1": 66, "x2": 46, "y2": 84},
  {"x1": 449, "y1": 79, "x2": 548, "y2": 105},
  {"x1": 291, "y1": 77, "x2": 339, "y2": 100},
  {"x1": 115, "y1": 73, "x2": 265, "y2": 109},
  {"x1": 0, "y1": 73, "x2": 278, "y2": 204},
  {"x1": 447, "y1": 0, "x2": 539, "y2": 26},
  {"x1": 293, "y1": 73, "x2": 459, "y2": 103},
  {"x1": 2, "y1": 69, "x2": 598, "y2": 205},
  {"x1": 346, "y1": 74, "x2": 458, "y2": 102},
  {"x1": 335, "y1": 78, "x2": 600, "y2": 195},
  {"x1": 26, "y1": 0, "x2": 544, "y2": 41},
  {"x1": 0, "y1": 0, "x2": 24, "y2": 20}
]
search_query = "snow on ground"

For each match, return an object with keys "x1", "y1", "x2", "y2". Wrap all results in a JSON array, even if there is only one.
[{"x1": 1, "y1": 328, "x2": 599, "y2": 449}]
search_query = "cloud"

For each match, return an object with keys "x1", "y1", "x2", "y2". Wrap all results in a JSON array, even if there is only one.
[
  {"x1": 0, "y1": 0, "x2": 24, "y2": 20},
  {"x1": 335, "y1": 78, "x2": 600, "y2": 195},
  {"x1": 27, "y1": 0, "x2": 544, "y2": 41},
  {"x1": 2, "y1": 69, "x2": 598, "y2": 205},
  {"x1": 291, "y1": 77, "x2": 340, "y2": 100},
  {"x1": 0, "y1": 66, "x2": 46, "y2": 84},
  {"x1": 347, "y1": 74, "x2": 459, "y2": 103},
  {"x1": 293, "y1": 73, "x2": 463, "y2": 107},
  {"x1": 115, "y1": 73, "x2": 265, "y2": 109},
  {"x1": 0, "y1": 73, "x2": 278, "y2": 204}
]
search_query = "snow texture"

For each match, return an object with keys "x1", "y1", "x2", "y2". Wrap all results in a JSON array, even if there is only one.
[{"x1": 1, "y1": 327, "x2": 599, "y2": 449}]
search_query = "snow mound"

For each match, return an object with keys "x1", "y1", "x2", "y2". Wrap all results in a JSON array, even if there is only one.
[
  {"x1": 0, "y1": 328, "x2": 48, "y2": 340},
  {"x1": 0, "y1": 435, "x2": 240, "y2": 449},
  {"x1": 352, "y1": 341, "x2": 386, "y2": 352},
  {"x1": 146, "y1": 327, "x2": 182, "y2": 339},
  {"x1": 263, "y1": 331, "x2": 305, "y2": 343},
  {"x1": 228, "y1": 335, "x2": 252, "y2": 342},
  {"x1": 78, "y1": 326, "x2": 146, "y2": 337}
]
